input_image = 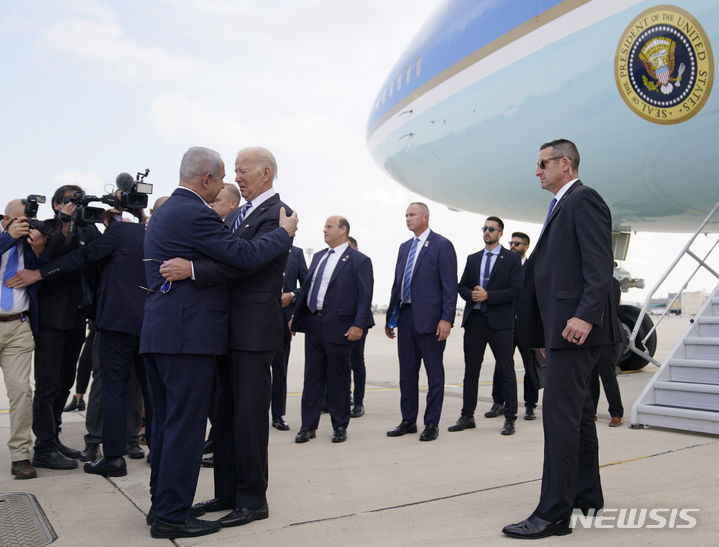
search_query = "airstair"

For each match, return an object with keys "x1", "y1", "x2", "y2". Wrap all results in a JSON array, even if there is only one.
[{"x1": 630, "y1": 202, "x2": 719, "y2": 435}]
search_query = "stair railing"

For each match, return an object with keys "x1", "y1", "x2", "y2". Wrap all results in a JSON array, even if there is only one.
[{"x1": 628, "y1": 200, "x2": 719, "y2": 367}]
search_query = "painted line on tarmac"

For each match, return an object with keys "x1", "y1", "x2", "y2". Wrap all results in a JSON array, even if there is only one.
[{"x1": 288, "y1": 440, "x2": 717, "y2": 527}]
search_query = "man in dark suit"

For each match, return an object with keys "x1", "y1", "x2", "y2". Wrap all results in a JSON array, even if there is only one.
[
  {"x1": 11, "y1": 204, "x2": 151, "y2": 477},
  {"x1": 385, "y1": 202, "x2": 457, "y2": 441},
  {"x1": 488, "y1": 231, "x2": 544, "y2": 421},
  {"x1": 31, "y1": 185, "x2": 101, "y2": 471},
  {"x1": 0, "y1": 199, "x2": 46, "y2": 480},
  {"x1": 140, "y1": 146, "x2": 296, "y2": 540},
  {"x1": 503, "y1": 139, "x2": 616, "y2": 539},
  {"x1": 272, "y1": 245, "x2": 308, "y2": 430},
  {"x1": 291, "y1": 216, "x2": 373, "y2": 443},
  {"x1": 449, "y1": 216, "x2": 522, "y2": 436},
  {"x1": 172, "y1": 146, "x2": 295, "y2": 528},
  {"x1": 347, "y1": 236, "x2": 374, "y2": 418}
]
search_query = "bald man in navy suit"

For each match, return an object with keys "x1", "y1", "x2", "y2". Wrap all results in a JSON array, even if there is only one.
[
  {"x1": 291, "y1": 216, "x2": 373, "y2": 444},
  {"x1": 385, "y1": 202, "x2": 457, "y2": 442}
]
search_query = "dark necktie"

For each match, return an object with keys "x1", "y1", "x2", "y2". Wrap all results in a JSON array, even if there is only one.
[
  {"x1": 480, "y1": 250, "x2": 492, "y2": 311},
  {"x1": 401, "y1": 238, "x2": 420, "y2": 303},
  {"x1": 539, "y1": 198, "x2": 557, "y2": 239},
  {"x1": 1, "y1": 245, "x2": 18, "y2": 311},
  {"x1": 308, "y1": 249, "x2": 334, "y2": 313},
  {"x1": 232, "y1": 201, "x2": 253, "y2": 232}
]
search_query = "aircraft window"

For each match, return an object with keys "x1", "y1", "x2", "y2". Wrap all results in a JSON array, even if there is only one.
[
  {"x1": 389, "y1": 80, "x2": 394, "y2": 98},
  {"x1": 396, "y1": 73, "x2": 402, "y2": 91},
  {"x1": 382, "y1": 87, "x2": 387, "y2": 104},
  {"x1": 406, "y1": 66, "x2": 412, "y2": 84},
  {"x1": 415, "y1": 57, "x2": 422, "y2": 77}
]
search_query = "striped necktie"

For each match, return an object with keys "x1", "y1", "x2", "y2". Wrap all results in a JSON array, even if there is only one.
[
  {"x1": 232, "y1": 201, "x2": 253, "y2": 232},
  {"x1": 401, "y1": 238, "x2": 420, "y2": 303}
]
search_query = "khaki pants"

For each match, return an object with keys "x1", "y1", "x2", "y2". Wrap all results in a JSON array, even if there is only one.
[{"x1": 0, "y1": 318, "x2": 34, "y2": 461}]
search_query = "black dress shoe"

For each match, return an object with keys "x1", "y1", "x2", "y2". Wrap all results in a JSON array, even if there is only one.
[
  {"x1": 502, "y1": 515, "x2": 571, "y2": 539},
  {"x1": 419, "y1": 423, "x2": 439, "y2": 441},
  {"x1": 386, "y1": 420, "x2": 417, "y2": 437},
  {"x1": 350, "y1": 404, "x2": 365, "y2": 418},
  {"x1": 200, "y1": 455, "x2": 214, "y2": 468},
  {"x1": 84, "y1": 456, "x2": 127, "y2": 477},
  {"x1": 501, "y1": 418, "x2": 516, "y2": 435},
  {"x1": 294, "y1": 428, "x2": 316, "y2": 443},
  {"x1": 218, "y1": 505, "x2": 269, "y2": 528},
  {"x1": 63, "y1": 396, "x2": 81, "y2": 412},
  {"x1": 79, "y1": 443, "x2": 102, "y2": 462},
  {"x1": 190, "y1": 498, "x2": 233, "y2": 517},
  {"x1": 32, "y1": 450, "x2": 78, "y2": 470},
  {"x1": 56, "y1": 440, "x2": 81, "y2": 459},
  {"x1": 203, "y1": 439, "x2": 215, "y2": 454},
  {"x1": 331, "y1": 426, "x2": 347, "y2": 443},
  {"x1": 484, "y1": 403, "x2": 505, "y2": 418},
  {"x1": 447, "y1": 415, "x2": 476, "y2": 432},
  {"x1": 151, "y1": 516, "x2": 221, "y2": 539},
  {"x1": 272, "y1": 415, "x2": 290, "y2": 431},
  {"x1": 126, "y1": 440, "x2": 145, "y2": 459},
  {"x1": 524, "y1": 407, "x2": 536, "y2": 420}
]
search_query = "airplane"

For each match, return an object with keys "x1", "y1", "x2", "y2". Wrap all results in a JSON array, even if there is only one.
[{"x1": 366, "y1": 0, "x2": 718, "y2": 371}]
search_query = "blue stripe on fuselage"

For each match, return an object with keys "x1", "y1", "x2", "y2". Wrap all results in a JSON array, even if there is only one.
[{"x1": 367, "y1": 0, "x2": 568, "y2": 135}]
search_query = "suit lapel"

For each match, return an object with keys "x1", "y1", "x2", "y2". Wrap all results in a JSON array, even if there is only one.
[
  {"x1": 488, "y1": 248, "x2": 506, "y2": 282},
  {"x1": 328, "y1": 247, "x2": 352, "y2": 288},
  {"x1": 536, "y1": 180, "x2": 582, "y2": 249},
  {"x1": 412, "y1": 231, "x2": 433, "y2": 272}
]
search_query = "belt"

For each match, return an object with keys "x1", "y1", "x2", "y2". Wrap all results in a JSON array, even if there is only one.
[
  {"x1": 312, "y1": 310, "x2": 324, "y2": 317},
  {"x1": 0, "y1": 312, "x2": 28, "y2": 322},
  {"x1": 399, "y1": 302, "x2": 411, "y2": 309}
]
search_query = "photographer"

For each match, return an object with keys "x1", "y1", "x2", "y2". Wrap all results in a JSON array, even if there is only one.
[
  {"x1": 28, "y1": 185, "x2": 101, "y2": 470},
  {"x1": 9, "y1": 188, "x2": 151, "y2": 477},
  {"x1": 0, "y1": 199, "x2": 47, "y2": 479}
]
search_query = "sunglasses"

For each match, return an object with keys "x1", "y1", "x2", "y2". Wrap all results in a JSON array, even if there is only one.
[
  {"x1": 510, "y1": 241, "x2": 526, "y2": 246},
  {"x1": 537, "y1": 156, "x2": 564, "y2": 169},
  {"x1": 482, "y1": 226, "x2": 498, "y2": 233},
  {"x1": 140, "y1": 259, "x2": 173, "y2": 294}
]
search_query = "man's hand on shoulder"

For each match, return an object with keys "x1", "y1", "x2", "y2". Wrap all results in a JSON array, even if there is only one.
[
  {"x1": 279, "y1": 207, "x2": 298, "y2": 237},
  {"x1": 160, "y1": 258, "x2": 192, "y2": 281}
]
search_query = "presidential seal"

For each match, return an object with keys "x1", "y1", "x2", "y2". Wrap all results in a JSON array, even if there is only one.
[{"x1": 615, "y1": 5, "x2": 713, "y2": 124}]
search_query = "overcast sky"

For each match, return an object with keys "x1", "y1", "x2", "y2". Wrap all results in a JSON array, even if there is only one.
[{"x1": 2, "y1": 0, "x2": 715, "y2": 309}]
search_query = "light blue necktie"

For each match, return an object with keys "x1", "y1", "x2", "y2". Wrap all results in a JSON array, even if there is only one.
[
  {"x1": 2, "y1": 246, "x2": 18, "y2": 311},
  {"x1": 401, "y1": 238, "x2": 420, "y2": 303},
  {"x1": 308, "y1": 250, "x2": 334, "y2": 313},
  {"x1": 232, "y1": 201, "x2": 253, "y2": 232}
]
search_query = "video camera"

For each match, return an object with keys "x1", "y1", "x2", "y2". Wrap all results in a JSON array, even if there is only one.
[{"x1": 63, "y1": 169, "x2": 153, "y2": 225}]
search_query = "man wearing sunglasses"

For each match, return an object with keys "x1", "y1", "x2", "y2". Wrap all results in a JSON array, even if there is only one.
[
  {"x1": 489, "y1": 232, "x2": 543, "y2": 421},
  {"x1": 503, "y1": 139, "x2": 617, "y2": 539},
  {"x1": 451, "y1": 217, "x2": 522, "y2": 436}
]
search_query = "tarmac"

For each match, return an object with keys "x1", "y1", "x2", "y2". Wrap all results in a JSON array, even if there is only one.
[{"x1": 1, "y1": 313, "x2": 718, "y2": 546}]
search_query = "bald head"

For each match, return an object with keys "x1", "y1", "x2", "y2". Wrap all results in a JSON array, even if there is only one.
[
  {"x1": 179, "y1": 146, "x2": 226, "y2": 202},
  {"x1": 211, "y1": 184, "x2": 241, "y2": 220},
  {"x1": 2, "y1": 199, "x2": 26, "y2": 231},
  {"x1": 151, "y1": 196, "x2": 169, "y2": 214}
]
